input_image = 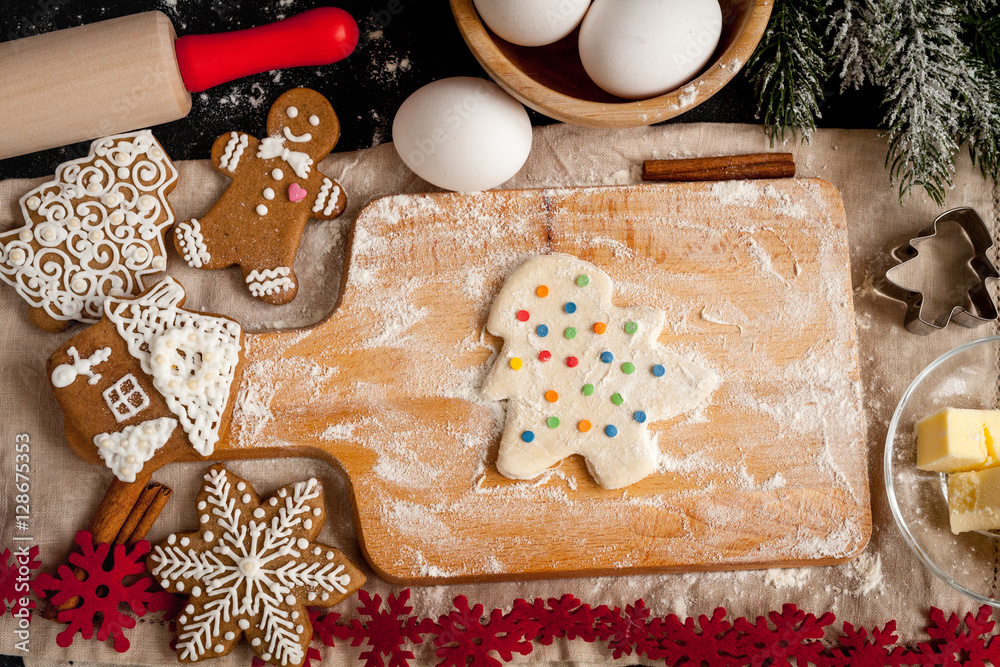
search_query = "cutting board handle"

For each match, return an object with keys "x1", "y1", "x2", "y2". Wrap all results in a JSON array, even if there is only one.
[{"x1": 174, "y1": 7, "x2": 359, "y2": 93}]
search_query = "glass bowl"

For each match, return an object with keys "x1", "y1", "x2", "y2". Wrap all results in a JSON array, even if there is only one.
[{"x1": 886, "y1": 336, "x2": 1000, "y2": 607}]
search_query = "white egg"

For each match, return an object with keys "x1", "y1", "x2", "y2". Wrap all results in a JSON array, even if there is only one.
[
  {"x1": 473, "y1": 0, "x2": 592, "y2": 47},
  {"x1": 578, "y1": 0, "x2": 722, "y2": 100},
  {"x1": 392, "y1": 77, "x2": 532, "y2": 192}
]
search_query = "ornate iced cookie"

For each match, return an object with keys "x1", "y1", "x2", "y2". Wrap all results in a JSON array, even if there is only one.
[
  {"x1": 482, "y1": 254, "x2": 717, "y2": 489},
  {"x1": 173, "y1": 88, "x2": 347, "y2": 305},
  {"x1": 0, "y1": 131, "x2": 177, "y2": 332},
  {"x1": 148, "y1": 465, "x2": 365, "y2": 666},
  {"x1": 47, "y1": 277, "x2": 244, "y2": 482}
]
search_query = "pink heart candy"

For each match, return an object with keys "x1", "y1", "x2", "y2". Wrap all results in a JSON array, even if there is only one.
[{"x1": 288, "y1": 183, "x2": 307, "y2": 202}]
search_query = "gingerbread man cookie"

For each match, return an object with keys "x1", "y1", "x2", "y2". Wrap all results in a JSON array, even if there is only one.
[
  {"x1": 148, "y1": 465, "x2": 365, "y2": 666},
  {"x1": 0, "y1": 131, "x2": 177, "y2": 332},
  {"x1": 174, "y1": 88, "x2": 347, "y2": 305}
]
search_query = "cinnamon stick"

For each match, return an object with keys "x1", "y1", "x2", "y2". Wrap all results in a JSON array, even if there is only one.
[
  {"x1": 642, "y1": 153, "x2": 795, "y2": 182},
  {"x1": 43, "y1": 475, "x2": 171, "y2": 619}
]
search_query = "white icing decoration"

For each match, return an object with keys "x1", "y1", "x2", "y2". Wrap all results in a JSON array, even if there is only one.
[
  {"x1": 256, "y1": 204, "x2": 268, "y2": 216},
  {"x1": 263, "y1": 188, "x2": 275, "y2": 200},
  {"x1": 93, "y1": 417, "x2": 177, "y2": 482},
  {"x1": 272, "y1": 169, "x2": 284, "y2": 180},
  {"x1": 51, "y1": 346, "x2": 111, "y2": 388},
  {"x1": 176, "y1": 218, "x2": 211, "y2": 268},
  {"x1": 219, "y1": 132, "x2": 249, "y2": 172},
  {"x1": 149, "y1": 468, "x2": 351, "y2": 665},
  {"x1": 482, "y1": 253, "x2": 717, "y2": 490},
  {"x1": 257, "y1": 136, "x2": 312, "y2": 179},
  {"x1": 245, "y1": 267, "x2": 294, "y2": 298},
  {"x1": 312, "y1": 177, "x2": 342, "y2": 216},
  {"x1": 103, "y1": 373, "x2": 150, "y2": 423},
  {"x1": 105, "y1": 277, "x2": 242, "y2": 456},
  {"x1": 286, "y1": 106, "x2": 298, "y2": 118},
  {"x1": 282, "y1": 126, "x2": 312, "y2": 143},
  {"x1": 308, "y1": 115, "x2": 320, "y2": 127},
  {"x1": 0, "y1": 131, "x2": 177, "y2": 324}
]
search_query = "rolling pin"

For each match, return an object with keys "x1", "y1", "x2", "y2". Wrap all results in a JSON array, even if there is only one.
[{"x1": 0, "y1": 8, "x2": 359, "y2": 160}]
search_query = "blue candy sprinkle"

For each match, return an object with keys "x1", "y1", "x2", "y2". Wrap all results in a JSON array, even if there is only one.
[
  {"x1": 564, "y1": 302, "x2": 577, "y2": 314},
  {"x1": 600, "y1": 351, "x2": 614, "y2": 363},
  {"x1": 521, "y1": 431, "x2": 535, "y2": 443},
  {"x1": 633, "y1": 411, "x2": 647, "y2": 424},
  {"x1": 536, "y1": 324, "x2": 549, "y2": 337},
  {"x1": 605, "y1": 425, "x2": 618, "y2": 438},
  {"x1": 652, "y1": 364, "x2": 665, "y2": 377}
]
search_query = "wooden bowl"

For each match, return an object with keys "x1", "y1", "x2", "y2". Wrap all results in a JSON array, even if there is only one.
[{"x1": 450, "y1": 0, "x2": 773, "y2": 128}]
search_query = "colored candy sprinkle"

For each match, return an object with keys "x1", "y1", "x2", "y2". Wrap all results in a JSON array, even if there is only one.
[
  {"x1": 564, "y1": 327, "x2": 577, "y2": 339},
  {"x1": 578, "y1": 420, "x2": 592, "y2": 432},
  {"x1": 576, "y1": 275, "x2": 590, "y2": 287},
  {"x1": 509, "y1": 358, "x2": 523, "y2": 370},
  {"x1": 564, "y1": 302, "x2": 577, "y2": 314},
  {"x1": 536, "y1": 324, "x2": 549, "y2": 337},
  {"x1": 581, "y1": 384, "x2": 595, "y2": 396},
  {"x1": 634, "y1": 411, "x2": 647, "y2": 423},
  {"x1": 600, "y1": 351, "x2": 614, "y2": 363},
  {"x1": 593, "y1": 322, "x2": 607, "y2": 334},
  {"x1": 605, "y1": 425, "x2": 618, "y2": 437},
  {"x1": 624, "y1": 321, "x2": 638, "y2": 334},
  {"x1": 536, "y1": 285, "x2": 549, "y2": 297},
  {"x1": 565, "y1": 356, "x2": 579, "y2": 367},
  {"x1": 611, "y1": 393, "x2": 624, "y2": 405},
  {"x1": 547, "y1": 416, "x2": 560, "y2": 429},
  {"x1": 545, "y1": 390, "x2": 559, "y2": 403},
  {"x1": 622, "y1": 362, "x2": 636, "y2": 374},
  {"x1": 652, "y1": 364, "x2": 665, "y2": 377},
  {"x1": 539, "y1": 350, "x2": 552, "y2": 362},
  {"x1": 517, "y1": 310, "x2": 530, "y2": 322},
  {"x1": 521, "y1": 431, "x2": 535, "y2": 443}
]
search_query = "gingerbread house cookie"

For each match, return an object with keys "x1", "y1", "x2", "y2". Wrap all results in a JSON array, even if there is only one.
[
  {"x1": 48, "y1": 277, "x2": 244, "y2": 482},
  {"x1": 174, "y1": 88, "x2": 347, "y2": 305},
  {"x1": 0, "y1": 131, "x2": 177, "y2": 332}
]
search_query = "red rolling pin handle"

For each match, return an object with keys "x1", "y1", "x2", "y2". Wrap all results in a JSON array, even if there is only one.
[{"x1": 174, "y1": 7, "x2": 359, "y2": 93}]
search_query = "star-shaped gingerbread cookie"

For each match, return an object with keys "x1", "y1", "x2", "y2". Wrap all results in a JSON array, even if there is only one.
[
  {"x1": 174, "y1": 88, "x2": 347, "y2": 305},
  {"x1": 148, "y1": 465, "x2": 364, "y2": 666}
]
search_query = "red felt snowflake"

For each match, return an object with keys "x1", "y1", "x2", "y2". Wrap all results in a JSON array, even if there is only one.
[
  {"x1": 510, "y1": 594, "x2": 607, "y2": 644},
  {"x1": 428, "y1": 595, "x2": 540, "y2": 667},
  {"x1": 34, "y1": 530, "x2": 178, "y2": 652},
  {"x1": 310, "y1": 607, "x2": 343, "y2": 647},
  {"x1": 652, "y1": 607, "x2": 735, "y2": 667},
  {"x1": 0, "y1": 545, "x2": 40, "y2": 619},
  {"x1": 337, "y1": 589, "x2": 430, "y2": 667},
  {"x1": 906, "y1": 605, "x2": 1000, "y2": 667},
  {"x1": 732, "y1": 603, "x2": 835, "y2": 667},
  {"x1": 599, "y1": 599, "x2": 665, "y2": 660},
  {"x1": 827, "y1": 621, "x2": 906, "y2": 667}
]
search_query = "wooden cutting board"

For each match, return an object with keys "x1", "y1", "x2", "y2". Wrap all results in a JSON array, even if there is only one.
[{"x1": 68, "y1": 179, "x2": 871, "y2": 583}]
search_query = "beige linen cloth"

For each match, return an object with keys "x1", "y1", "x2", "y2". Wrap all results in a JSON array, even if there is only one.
[{"x1": 0, "y1": 122, "x2": 996, "y2": 666}]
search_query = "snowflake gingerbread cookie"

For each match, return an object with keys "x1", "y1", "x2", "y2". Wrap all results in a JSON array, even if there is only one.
[
  {"x1": 48, "y1": 277, "x2": 244, "y2": 482},
  {"x1": 149, "y1": 465, "x2": 365, "y2": 667},
  {"x1": 0, "y1": 131, "x2": 177, "y2": 332},
  {"x1": 174, "y1": 88, "x2": 347, "y2": 305},
  {"x1": 482, "y1": 254, "x2": 717, "y2": 489}
]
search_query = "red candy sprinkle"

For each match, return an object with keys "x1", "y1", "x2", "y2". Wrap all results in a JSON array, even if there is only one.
[
  {"x1": 516, "y1": 310, "x2": 530, "y2": 322},
  {"x1": 566, "y1": 356, "x2": 579, "y2": 367},
  {"x1": 539, "y1": 350, "x2": 552, "y2": 362}
]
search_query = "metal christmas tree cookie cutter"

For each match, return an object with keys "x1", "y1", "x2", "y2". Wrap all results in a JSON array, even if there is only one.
[{"x1": 877, "y1": 207, "x2": 1000, "y2": 335}]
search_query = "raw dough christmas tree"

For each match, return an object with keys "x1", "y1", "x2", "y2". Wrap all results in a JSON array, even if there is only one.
[{"x1": 482, "y1": 254, "x2": 717, "y2": 489}]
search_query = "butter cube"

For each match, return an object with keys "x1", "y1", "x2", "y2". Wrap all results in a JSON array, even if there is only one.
[
  {"x1": 948, "y1": 468, "x2": 1000, "y2": 534},
  {"x1": 917, "y1": 408, "x2": 1000, "y2": 473}
]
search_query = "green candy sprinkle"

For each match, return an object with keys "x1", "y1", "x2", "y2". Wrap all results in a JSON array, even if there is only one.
[
  {"x1": 564, "y1": 327, "x2": 577, "y2": 339},
  {"x1": 576, "y1": 275, "x2": 590, "y2": 287},
  {"x1": 622, "y1": 362, "x2": 636, "y2": 375},
  {"x1": 547, "y1": 416, "x2": 560, "y2": 428},
  {"x1": 581, "y1": 384, "x2": 595, "y2": 396},
  {"x1": 624, "y1": 321, "x2": 638, "y2": 335},
  {"x1": 611, "y1": 393, "x2": 624, "y2": 405}
]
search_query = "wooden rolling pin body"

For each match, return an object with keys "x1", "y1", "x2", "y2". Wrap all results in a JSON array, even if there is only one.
[{"x1": 0, "y1": 12, "x2": 190, "y2": 160}]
